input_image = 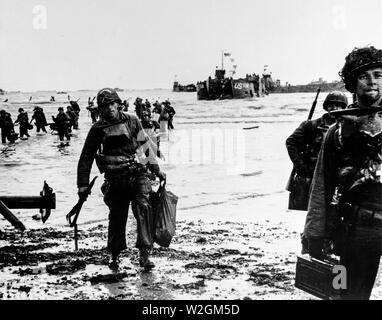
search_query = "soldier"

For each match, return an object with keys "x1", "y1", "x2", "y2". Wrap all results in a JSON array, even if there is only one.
[
  {"x1": 69, "y1": 100, "x2": 80, "y2": 129},
  {"x1": 152, "y1": 100, "x2": 162, "y2": 114},
  {"x1": 122, "y1": 100, "x2": 129, "y2": 112},
  {"x1": 144, "y1": 99, "x2": 152, "y2": 116},
  {"x1": 134, "y1": 97, "x2": 144, "y2": 119},
  {"x1": 152, "y1": 100, "x2": 162, "y2": 123},
  {"x1": 304, "y1": 46, "x2": 382, "y2": 299},
  {"x1": 163, "y1": 100, "x2": 176, "y2": 130},
  {"x1": 52, "y1": 107, "x2": 71, "y2": 141},
  {"x1": 0, "y1": 110, "x2": 17, "y2": 143},
  {"x1": 87, "y1": 97, "x2": 98, "y2": 124},
  {"x1": 77, "y1": 88, "x2": 166, "y2": 270},
  {"x1": 14, "y1": 108, "x2": 30, "y2": 139},
  {"x1": 286, "y1": 91, "x2": 348, "y2": 211},
  {"x1": 30, "y1": 106, "x2": 48, "y2": 133},
  {"x1": 141, "y1": 110, "x2": 161, "y2": 158},
  {"x1": 66, "y1": 105, "x2": 78, "y2": 132}
]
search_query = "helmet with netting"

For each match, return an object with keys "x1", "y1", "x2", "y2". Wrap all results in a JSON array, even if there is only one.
[{"x1": 339, "y1": 46, "x2": 382, "y2": 93}]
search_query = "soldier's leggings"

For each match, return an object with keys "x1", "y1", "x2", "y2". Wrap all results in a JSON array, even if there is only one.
[{"x1": 102, "y1": 172, "x2": 153, "y2": 254}]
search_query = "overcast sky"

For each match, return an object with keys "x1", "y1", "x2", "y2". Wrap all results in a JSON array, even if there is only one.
[{"x1": 1, "y1": 0, "x2": 382, "y2": 91}]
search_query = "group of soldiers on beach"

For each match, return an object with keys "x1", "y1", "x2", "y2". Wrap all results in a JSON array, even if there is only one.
[
  {"x1": 133, "y1": 97, "x2": 176, "y2": 130},
  {"x1": 286, "y1": 46, "x2": 382, "y2": 300}
]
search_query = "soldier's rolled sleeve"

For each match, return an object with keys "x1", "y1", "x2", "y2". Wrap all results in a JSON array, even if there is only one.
[{"x1": 77, "y1": 126, "x2": 101, "y2": 187}]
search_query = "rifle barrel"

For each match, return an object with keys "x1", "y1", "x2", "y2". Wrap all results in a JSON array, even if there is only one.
[{"x1": 307, "y1": 88, "x2": 321, "y2": 121}]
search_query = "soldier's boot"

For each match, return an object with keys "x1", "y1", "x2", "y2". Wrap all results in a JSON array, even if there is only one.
[
  {"x1": 139, "y1": 248, "x2": 155, "y2": 270},
  {"x1": 108, "y1": 252, "x2": 120, "y2": 269}
]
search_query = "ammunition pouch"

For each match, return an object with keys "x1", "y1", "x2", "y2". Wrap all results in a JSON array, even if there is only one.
[
  {"x1": 342, "y1": 203, "x2": 382, "y2": 228},
  {"x1": 329, "y1": 202, "x2": 382, "y2": 256},
  {"x1": 95, "y1": 153, "x2": 147, "y2": 175}
]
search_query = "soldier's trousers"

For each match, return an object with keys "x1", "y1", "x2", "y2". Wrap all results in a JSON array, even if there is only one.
[
  {"x1": 102, "y1": 172, "x2": 153, "y2": 254},
  {"x1": 57, "y1": 128, "x2": 70, "y2": 141},
  {"x1": 19, "y1": 125, "x2": 30, "y2": 138},
  {"x1": 1, "y1": 128, "x2": 9, "y2": 143},
  {"x1": 339, "y1": 214, "x2": 382, "y2": 300},
  {"x1": 36, "y1": 124, "x2": 47, "y2": 133}
]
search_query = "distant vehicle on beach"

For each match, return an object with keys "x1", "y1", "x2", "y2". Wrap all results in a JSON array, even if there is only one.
[
  {"x1": 0, "y1": 89, "x2": 5, "y2": 95},
  {"x1": 57, "y1": 91, "x2": 68, "y2": 94}
]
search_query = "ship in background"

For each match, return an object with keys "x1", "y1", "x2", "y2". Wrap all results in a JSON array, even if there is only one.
[
  {"x1": 269, "y1": 77, "x2": 345, "y2": 93},
  {"x1": 172, "y1": 78, "x2": 196, "y2": 92},
  {"x1": 196, "y1": 52, "x2": 275, "y2": 100}
]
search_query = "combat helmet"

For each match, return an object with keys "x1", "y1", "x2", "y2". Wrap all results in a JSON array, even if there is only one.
[
  {"x1": 96, "y1": 88, "x2": 122, "y2": 108},
  {"x1": 339, "y1": 46, "x2": 382, "y2": 93},
  {"x1": 323, "y1": 91, "x2": 348, "y2": 110}
]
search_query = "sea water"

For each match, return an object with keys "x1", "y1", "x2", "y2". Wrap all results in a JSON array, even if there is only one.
[{"x1": 0, "y1": 89, "x2": 345, "y2": 229}]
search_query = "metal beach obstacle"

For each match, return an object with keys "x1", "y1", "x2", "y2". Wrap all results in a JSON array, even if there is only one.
[{"x1": 0, "y1": 181, "x2": 56, "y2": 231}]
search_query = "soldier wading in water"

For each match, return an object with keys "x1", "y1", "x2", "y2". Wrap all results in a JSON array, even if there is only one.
[
  {"x1": 77, "y1": 88, "x2": 166, "y2": 270},
  {"x1": 304, "y1": 46, "x2": 382, "y2": 299}
]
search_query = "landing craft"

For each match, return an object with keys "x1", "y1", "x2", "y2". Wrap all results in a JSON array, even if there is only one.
[
  {"x1": 172, "y1": 81, "x2": 196, "y2": 92},
  {"x1": 196, "y1": 52, "x2": 275, "y2": 100}
]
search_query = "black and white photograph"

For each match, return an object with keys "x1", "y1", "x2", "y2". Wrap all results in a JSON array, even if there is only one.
[{"x1": 1, "y1": 0, "x2": 382, "y2": 306}]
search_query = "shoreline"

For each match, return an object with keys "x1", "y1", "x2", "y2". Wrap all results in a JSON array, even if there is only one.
[{"x1": 0, "y1": 198, "x2": 313, "y2": 300}]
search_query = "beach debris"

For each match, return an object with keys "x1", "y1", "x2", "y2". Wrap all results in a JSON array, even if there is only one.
[
  {"x1": 248, "y1": 268, "x2": 292, "y2": 286},
  {"x1": 32, "y1": 214, "x2": 41, "y2": 221},
  {"x1": 15, "y1": 266, "x2": 44, "y2": 276},
  {"x1": 86, "y1": 272, "x2": 130, "y2": 284},
  {"x1": 222, "y1": 249, "x2": 241, "y2": 255},
  {"x1": 46, "y1": 259, "x2": 86, "y2": 275},
  {"x1": 17, "y1": 285, "x2": 32, "y2": 293},
  {"x1": 184, "y1": 262, "x2": 237, "y2": 272},
  {"x1": 195, "y1": 236, "x2": 207, "y2": 244},
  {"x1": 171, "y1": 279, "x2": 205, "y2": 290}
]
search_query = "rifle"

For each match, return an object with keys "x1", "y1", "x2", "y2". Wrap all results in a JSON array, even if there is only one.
[
  {"x1": 307, "y1": 88, "x2": 321, "y2": 121},
  {"x1": 66, "y1": 176, "x2": 98, "y2": 250}
]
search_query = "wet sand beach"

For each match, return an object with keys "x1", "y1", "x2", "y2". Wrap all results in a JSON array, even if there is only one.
[{"x1": 1, "y1": 90, "x2": 382, "y2": 300}]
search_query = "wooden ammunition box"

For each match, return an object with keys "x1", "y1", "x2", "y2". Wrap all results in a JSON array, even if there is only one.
[{"x1": 295, "y1": 255, "x2": 342, "y2": 300}]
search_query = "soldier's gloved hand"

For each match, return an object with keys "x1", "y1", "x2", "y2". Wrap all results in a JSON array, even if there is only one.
[
  {"x1": 156, "y1": 171, "x2": 166, "y2": 183},
  {"x1": 308, "y1": 237, "x2": 324, "y2": 259},
  {"x1": 78, "y1": 186, "x2": 88, "y2": 198}
]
